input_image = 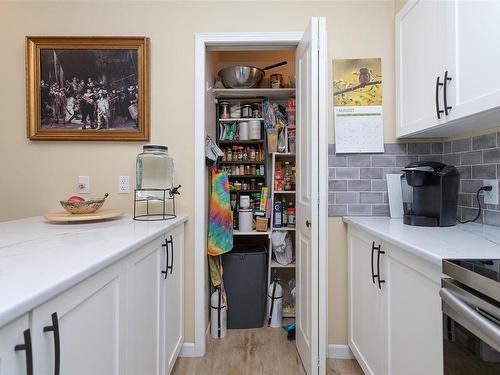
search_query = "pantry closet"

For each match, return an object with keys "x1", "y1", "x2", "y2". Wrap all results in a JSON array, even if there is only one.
[{"x1": 196, "y1": 20, "x2": 328, "y2": 375}]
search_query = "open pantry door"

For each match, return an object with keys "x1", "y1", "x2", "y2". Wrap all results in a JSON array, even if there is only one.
[{"x1": 295, "y1": 17, "x2": 328, "y2": 375}]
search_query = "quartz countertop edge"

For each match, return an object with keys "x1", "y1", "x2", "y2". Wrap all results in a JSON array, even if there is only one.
[
  {"x1": 0, "y1": 214, "x2": 188, "y2": 327},
  {"x1": 343, "y1": 216, "x2": 500, "y2": 266}
]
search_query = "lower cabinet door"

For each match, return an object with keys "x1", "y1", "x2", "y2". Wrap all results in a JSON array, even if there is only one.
[
  {"x1": 31, "y1": 261, "x2": 125, "y2": 375},
  {"x1": 161, "y1": 225, "x2": 184, "y2": 375},
  {"x1": 125, "y1": 237, "x2": 163, "y2": 375},
  {"x1": 386, "y1": 253, "x2": 443, "y2": 375},
  {"x1": 0, "y1": 314, "x2": 31, "y2": 375},
  {"x1": 348, "y1": 229, "x2": 388, "y2": 375}
]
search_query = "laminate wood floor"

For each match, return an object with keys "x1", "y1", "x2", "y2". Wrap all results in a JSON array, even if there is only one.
[{"x1": 172, "y1": 325, "x2": 364, "y2": 375}]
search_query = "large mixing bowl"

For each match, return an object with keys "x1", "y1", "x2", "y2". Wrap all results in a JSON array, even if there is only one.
[
  {"x1": 217, "y1": 61, "x2": 288, "y2": 89},
  {"x1": 218, "y1": 66, "x2": 263, "y2": 89}
]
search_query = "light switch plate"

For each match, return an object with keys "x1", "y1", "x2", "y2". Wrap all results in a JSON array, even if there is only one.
[
  {"x1": 119, "y1": 176, "x2": 130, "y2": 194},
  {"x1": 77, "y1": 176, "x2": 90, "y2": 194},
  {"x1": 483, "y1": 179, "x2": 498, "y2": 205}
]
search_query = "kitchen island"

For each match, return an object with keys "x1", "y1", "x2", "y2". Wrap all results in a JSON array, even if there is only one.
[{"x1": 0, "y1": 214, "x2": 187, "y2": 375}]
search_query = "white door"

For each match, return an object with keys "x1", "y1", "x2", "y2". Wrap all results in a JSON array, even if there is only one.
[
  {"x1": 347, "y1": 231, "x2": 387, "y2": 375},
  {"x1": 444, "y1": 0, "x2": 500, "y2": 124},
  {"x1": 161, "y1": 225, "x2": 184, "y2": 375},
  {"x1": 125, "y1": 237, "x2": 163, "y2": 375},
  {"x1": 295, "y1": 17, "x2": 327, "y2": 375},
  {"x1": 396, "y1": 0, "x2": 448, "y2": 137},
  {"x1": 0, "y1": 315, "x2": 30, "y2": 375},
  {"x1": 32, "y1": 262, "x2": 125, "y2": 375}
]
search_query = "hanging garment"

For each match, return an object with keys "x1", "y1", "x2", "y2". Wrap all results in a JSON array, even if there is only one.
[{"x1": 207, "y1": 168, "x2": 233, "y2": 288}]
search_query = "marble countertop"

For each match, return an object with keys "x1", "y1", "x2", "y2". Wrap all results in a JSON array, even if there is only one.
[
  {"x1": 343, "y1": 216, "x2": 500, "y2": 266},
  {"x1": 0, "y1": 214, "x2": 188, "y2": 327}
]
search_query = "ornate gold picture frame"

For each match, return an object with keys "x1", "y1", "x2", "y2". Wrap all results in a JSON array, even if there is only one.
[{"x1": 26, "y1": 36, "x2": 150, "y2": 141}]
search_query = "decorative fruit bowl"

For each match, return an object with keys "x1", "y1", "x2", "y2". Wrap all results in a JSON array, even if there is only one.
[{"x1": 60, "y1": 193, "x2": 109, "y2": 214}]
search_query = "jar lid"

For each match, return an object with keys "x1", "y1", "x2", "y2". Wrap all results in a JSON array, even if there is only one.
[{"x1": 143, "y1": 144, "x2": 168, "y2": 151}]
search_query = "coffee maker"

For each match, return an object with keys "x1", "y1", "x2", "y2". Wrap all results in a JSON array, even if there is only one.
[{"x1": 402, "y1": 161, "x2": 459, "y2": 227}]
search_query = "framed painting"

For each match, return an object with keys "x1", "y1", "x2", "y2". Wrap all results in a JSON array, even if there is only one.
[{"x1": 26, "y1": 36, "x2": 150, "y2": 141}]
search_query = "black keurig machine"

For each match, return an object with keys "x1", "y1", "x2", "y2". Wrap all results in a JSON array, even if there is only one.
[{"x1": 402, "y1": 161, "x2": 459, "y2": 227}]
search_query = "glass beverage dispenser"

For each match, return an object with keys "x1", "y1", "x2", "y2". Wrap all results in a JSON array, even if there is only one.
[{"x1": 136, "y1": 144, "x2": 174, "y2": 200}]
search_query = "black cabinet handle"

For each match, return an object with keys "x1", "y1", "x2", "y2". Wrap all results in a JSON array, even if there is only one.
[
  {"x1": 306, "y1": 220, "x2": 311, "y2": 228},
  {"x1": 14, "y1": 329, "x2": 33, "y2": 375},
  {"x1": 168, "y1": 235, "x2": 174, "y2": 275},
  {"x1": 444, "y1": 70, "x2": 452, "y2": 116},
  {"x1": 435, "y1": 76, "x2": 444, "y2": 119},
  {"x1": 377, "y1": 247, "x2": 386, "y2": 289},
  {"x1": 371, "y1": 241, "x2": 378, "y2": 284},
  {"x1": 162, "y1": 236, "x2": 173, "y2": 279},
  {"x1": 43, "y1": 312, "x2": 60, "y2": 375}
]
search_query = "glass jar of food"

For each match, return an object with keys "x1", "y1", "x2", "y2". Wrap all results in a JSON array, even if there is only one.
[
  {"x1": 136, "y1": 144, "x2": 174, "y2": 200},
  {"x1": 219, "y1": 102, "x2": 231, "y2": 119},
  {"x1": 242, "y1": 104, "x2": 252, "y2": 118}
]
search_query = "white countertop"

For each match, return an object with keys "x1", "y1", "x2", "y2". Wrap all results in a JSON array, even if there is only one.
[
  {"x1": 343, "y1": 216, "x2": 500, "y2": 266},
  {"x1": 0, "y1": 214, "x2": 188, "y2": 327}
]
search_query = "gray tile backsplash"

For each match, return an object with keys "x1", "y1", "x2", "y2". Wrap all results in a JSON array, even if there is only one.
[{"x1": 328, "y1": 132, "x2": 500, "y2": 227}]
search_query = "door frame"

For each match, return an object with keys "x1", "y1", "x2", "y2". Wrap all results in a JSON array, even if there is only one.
[{"x1": 192, "y1": 31, "x2": 327, "y2": 369}]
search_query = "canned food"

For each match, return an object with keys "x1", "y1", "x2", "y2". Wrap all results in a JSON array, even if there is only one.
[{"x1": 219, "y1": 102, "x2": 231, "y2": 119}]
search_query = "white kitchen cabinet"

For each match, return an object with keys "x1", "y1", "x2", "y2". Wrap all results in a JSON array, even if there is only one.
[
  {"x1": 125, "y1": 237, "x2": 163, "y2": 375},
  {"x1": 161, "y1": 224, "x2": 184, "y2": 375},
  {"x1": 396, "y1": 0, "x2": 500, "y2": 137},
  {"x1": 385, "y1": 247, "x2": 443, "y2": 375},
  {"x1": 347, "y1": 228, "x2": 387, "y2": 375},
  {"x1": 348, "y1": 226, "x2": 442, "y2": 375},
  {"x1": 395, "y1": 0, "x2": 448, "y2": 137},
  {"x1": 0, "y1": 314, "x2": 31, "y2": 375},
  {"x1": 31, "y1": 261, "x2": 126, "y2": 375},
  {"x1": 444, "y1": 1, "x2": 500, "y2": 127}
]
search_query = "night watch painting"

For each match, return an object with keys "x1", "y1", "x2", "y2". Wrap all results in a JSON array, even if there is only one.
[{"x1": 26, "y1": 37, "x2": 150, "y2": 141}]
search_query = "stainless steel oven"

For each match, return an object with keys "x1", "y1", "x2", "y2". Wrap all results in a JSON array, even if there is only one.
[{"x1": 441, "y1": 259, "x2": 500, "y2": 375}]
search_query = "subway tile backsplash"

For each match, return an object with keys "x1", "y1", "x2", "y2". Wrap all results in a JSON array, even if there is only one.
[{"x1": 328, "y1": 133, "x2": 500, "y2": 227}]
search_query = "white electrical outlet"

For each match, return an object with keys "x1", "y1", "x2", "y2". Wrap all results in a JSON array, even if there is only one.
[
  {"x1": 484, "y1": 179, "x2": 499, "y2": 205},
  {"x1": 119, "y1": 176, "x2": 130, "y2": 194},
  {"x1": 77, "y1": 176, "x2": 90, "y2": 194}
]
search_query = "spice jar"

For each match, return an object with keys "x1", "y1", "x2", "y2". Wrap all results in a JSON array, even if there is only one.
[
  {"x1": 259, "y1": 165, "x2": 265, "y2": 175},
  {"x1": 219, "y1": 102, "x2": 231, "y2": 119},
  {"x1": 250, "y1": 178, "x2": 256, "y2": 190},
  {"x1": 251, "y1": 164, "x2": 257, "y2": 175},
  {"x1": 226, "y1": 148, "x2": 232, "y2": 161},
  {"x1": 234, "y1": 181, "x2": 241, "y2": 191},
  {"x1": 242, "y1": 104, "x2": 252, "y2": 118},
  {"x1": 242, "y1": 148, "x2": 248, "y2": 161},
  {"x1": 242, "y1": 181, "x2": 248, "y2": 190},
  {"x1": 257, "y1": 182, "x2": 264, "y2": 190},
  {"x1": 245, "y1": 165, "x2": 251, "y2": 175},
  {"x1": 249, "y1": 147, "x2": 256, "y2": 161}
]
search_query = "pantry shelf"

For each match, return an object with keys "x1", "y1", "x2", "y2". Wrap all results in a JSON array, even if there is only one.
[
  {"x1": 213, "y1": 88, "x2": 296, "y2": 100},
  {"x1": 218, "y1": 140, "x2": 265, "y2": 146},
  {"x1": 219, "y1": 118, "x2": 263, "y2": 122},
  {"x1": 274, "y1": 191, "x2": 296, "y2": 194},
  {"x1": 233, "y1": 230, "x2": 271, "y2": 237},
  {"x1": 273, "y1": 227, "x2": 296, "y2": 231},
  {"x1": 228, "y1": 175, "x2": 266, "y2": 178},
  {"x1": 219, "y1": 161, "x2": 265, "y2": 165}
]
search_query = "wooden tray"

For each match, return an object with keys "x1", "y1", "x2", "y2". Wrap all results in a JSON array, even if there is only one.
[{"x1": 44, "y1": 209, "x2": 124, "y2": 223}]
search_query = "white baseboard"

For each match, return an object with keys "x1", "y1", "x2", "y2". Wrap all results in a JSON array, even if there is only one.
[
  {"x1": 179, "y1": 343, "x2": 196, "y2": 357},
  {"x1": 328, "y1": 344, "x2": 354, "y2": 359}
]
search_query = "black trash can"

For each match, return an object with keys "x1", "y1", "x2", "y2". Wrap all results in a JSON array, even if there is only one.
[{"x1": 222, "y1": 244, "x2": 267, "y2": 329}]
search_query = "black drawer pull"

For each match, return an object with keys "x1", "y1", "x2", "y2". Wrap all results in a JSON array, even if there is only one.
[
  {"x1": 162, "y1": 236, "x2": 173, "y2": 279},
  {"x1": 14, "y1": 329, "x2": 33, "y2": 375},
  {"x1": 443, "y1": 70, "x2": 452, "y2": 116},
  {"x1": 377, "y1": 247, "x2": 386, "y2": 289},
  {"x1": 371, "y1": 241, "x2": 378, "y2": 284},
  {"x1": 43, "y1": 312, "x2": 60, "y2": 375},
  {"x1": 168, "y1": 235, "x2": 174, "y2": 275},
  {"x1": 435, "y1": 76, "x2": 444, "y2": 119}
]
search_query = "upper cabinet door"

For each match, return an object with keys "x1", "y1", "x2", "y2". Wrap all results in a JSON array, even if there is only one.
[
  {"x1": 444, "y1": 1, "x2": 500, "y2": 123},
  {"x1": 396, "y1": 0, "x2": 448, "y2": 137}
]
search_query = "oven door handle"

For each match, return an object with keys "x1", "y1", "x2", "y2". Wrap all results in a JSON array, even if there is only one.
[{"x1": 440, "y1": 288, "x2": 500, "y2": 349}]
